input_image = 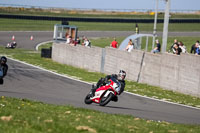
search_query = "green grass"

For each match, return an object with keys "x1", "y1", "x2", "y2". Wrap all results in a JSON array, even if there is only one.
[
  {"x1": 1, "y1": 18, "x2": 200, "y2": 31},
  {"x1": 1, "y1": 97, "x2": 200, "y2": 133},
  {"x1": 38, "y1": 42, "x2": 52, "y2": 51}
]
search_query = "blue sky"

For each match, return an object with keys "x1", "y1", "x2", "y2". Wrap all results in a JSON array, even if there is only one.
[{"x1": 0, "y1": 0, "x2": 199, "y2": 11}]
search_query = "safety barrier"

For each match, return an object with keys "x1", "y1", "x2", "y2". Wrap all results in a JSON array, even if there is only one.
[{"x1": 52, "y1": 42, "x2": 200, "y2": 97}]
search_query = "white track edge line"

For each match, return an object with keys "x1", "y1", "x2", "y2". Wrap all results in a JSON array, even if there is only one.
[
  {"x1": 35, "y1": 41, "x2": 53, "y2": 51},
  {"x1": 8, "y1": 57, "x2": 91, "y2": 85},
  {"x1": 7, "y1": 57, "x2": 200, "y2": 110}
]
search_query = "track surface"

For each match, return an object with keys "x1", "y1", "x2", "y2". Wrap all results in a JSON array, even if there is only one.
[{"x1": 1, "y1": 31, "x2": 200, "y2": 124}]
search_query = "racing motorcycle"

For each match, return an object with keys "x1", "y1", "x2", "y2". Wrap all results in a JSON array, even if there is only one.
[{"x1": 84, "y1": 77, "x2": 121, "y2": 106}]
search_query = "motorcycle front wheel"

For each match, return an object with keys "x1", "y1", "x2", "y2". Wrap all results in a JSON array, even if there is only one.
[
  {"x1": 99, "y1": 93, "x2": 114, "y2": 106},
  {"x1": 84, "y1": 94, "x2": 93, "y2": 104}
]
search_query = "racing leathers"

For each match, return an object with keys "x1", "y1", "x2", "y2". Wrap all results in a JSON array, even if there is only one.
[
  {"x1": 0, "y1": 63, "x2": 8, "y2": 84},
  {"x1": 90, "y1": 74, "x2": 125, "y2": 101}
]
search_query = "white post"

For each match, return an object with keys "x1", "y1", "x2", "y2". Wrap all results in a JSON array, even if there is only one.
[
  {"x1": 146, "y1": 36, "x2": 149, "y2": 52},
  {"x1": 162, "y1": 0, "x2": 171, "y2": 53},
  {"x1": 53, "y1": 25, "x2": 58, "y2": 39},
  {"x1": 152, "y1": 0, "x2": 159, "y2": 50}
]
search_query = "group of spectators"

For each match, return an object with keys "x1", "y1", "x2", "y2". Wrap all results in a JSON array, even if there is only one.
[
  {"x1": 168, "y1": 39, "x2": 187, "y2": 55},
  {"x1": 65, "y1": 35, "x2": 91, "y2": 48},
  {"x1": 110, "y1": 38, "x2": 134, "y2": 52},
  {"x1": 152, "y1": 39, "x2": 200, "y2": 55},
  {"x1": 169, "y1": 39, "x2": 200, "y2": 55},
  {"x1": 67, "y1": 35, "x2": 200, "y2": 56}
]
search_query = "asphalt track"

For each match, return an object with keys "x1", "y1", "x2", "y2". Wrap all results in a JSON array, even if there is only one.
[{"x1": 1, "y1": 31, "x2": 200, "y2": 124}]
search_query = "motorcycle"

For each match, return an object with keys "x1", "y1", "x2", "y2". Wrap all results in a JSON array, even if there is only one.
[{"x1": 84, "y1": 77, "x2": 121, "y2": 106}]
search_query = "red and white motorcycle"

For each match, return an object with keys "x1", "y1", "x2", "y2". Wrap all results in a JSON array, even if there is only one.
[{"x1": 84, "y1": 77, "x2": 121, "y2": 106}]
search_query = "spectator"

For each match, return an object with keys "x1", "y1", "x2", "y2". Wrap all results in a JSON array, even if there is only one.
[
  {"x1": 110, "y1": 38, "x2": 118, "y2": 48},
  {"x1": 81, "y1": 36, "x2": 86, "y2": 46},
  {"x1": 66, "y1": 35, "x2": 72, "y2": 44},
  {"x1": 172, "y1": 44, "x2": 182, "y2": 55},
  {"x1": 125, "y1": 39, "x2": 134, "y2": 52},
  {"x1": 75, "y1": 37, "x2": 81, "y2": 45},
  {"x1": 195, "y1": 42, "x2": 200, "y2": 55},
  {"x1": 178, "y1": 41, "x2": 187, "y2": 53},
  {"x1": 170, "y1": 39, "x2": 178, "y2": 52},
  {"x1": 190, "y1": 40, "x2": 199, "y2": 54},
  {"x1": 152, "y1": 39, "x2": 161, "y2": 53},
  {"x1": 84, "y1": 38, "x2": 91, "y2": 48}
]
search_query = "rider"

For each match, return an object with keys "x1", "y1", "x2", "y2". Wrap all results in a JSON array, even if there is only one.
[
  {"x1": 90, "y1": 70, "x2": 126, "y2": 102},
  {"x1": 0, "y1": 56, "x2": 8, "y2": 85}
]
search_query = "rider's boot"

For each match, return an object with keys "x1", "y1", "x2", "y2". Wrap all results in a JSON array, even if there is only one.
[
  {"x1": 0, "y1": 78, "x2": 3, "y2": 85},
  {"x1": 111, "y1": 95, "x2": 118, "y2": 102},
  {"x1": 89, "y1": 84, "x2": 96, "y2": 97}
]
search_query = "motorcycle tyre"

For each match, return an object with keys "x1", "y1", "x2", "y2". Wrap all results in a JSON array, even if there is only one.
[
  {"x1": 84, "y1": 94, "x2": 93, "y2": 104},
  {"x1": 99, "y1": 93, "x2": 114, "y2": 106}
]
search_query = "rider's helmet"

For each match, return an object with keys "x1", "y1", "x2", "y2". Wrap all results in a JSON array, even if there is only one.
[
  {"x1": 118, "y1": 70, "x2": 126, "y2": 80},
  {"x1": 0, "y1": 56, "x2": 7, "y2": 64}
]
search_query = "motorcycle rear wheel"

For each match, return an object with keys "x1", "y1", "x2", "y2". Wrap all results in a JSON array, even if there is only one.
[
  {"x1": 84, "y1": 94, "x2": 93, "y2": 104},
  {"x1": 99, "y1": 93, "x2": 114, "y2": 106}
]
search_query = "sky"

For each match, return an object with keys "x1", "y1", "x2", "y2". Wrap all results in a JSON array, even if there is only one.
[{"x1": 0, "y1": 0, "x2": 200, "y2": 11}]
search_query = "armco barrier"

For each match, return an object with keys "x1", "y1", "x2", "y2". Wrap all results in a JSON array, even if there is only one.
[{"x1": 52, "y1": 42, "x2": 200, "y2": 97}]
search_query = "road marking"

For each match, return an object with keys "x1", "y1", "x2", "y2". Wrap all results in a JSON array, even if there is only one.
[
  {"x1": 8, "y1": 57, "x2": 92, "y2": 85},
  {"x1": 9, "y1": 68, "x2": 44, "y2": 71},
  {"x1": 7, "y1": 57, "x2": 200, "y2": 110},
  {"x1": 35, "y1": 41, "x2": 53, "y2": 51}
]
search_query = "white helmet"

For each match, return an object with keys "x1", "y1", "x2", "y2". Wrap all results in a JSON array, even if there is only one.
[{"x1": 118, "y1": 70, "x2": 126, "y2": 80}]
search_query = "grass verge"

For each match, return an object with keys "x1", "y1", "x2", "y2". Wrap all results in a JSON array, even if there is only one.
[
  {"x1": 1, "y1": 97, "x2": 200, "y2": 133},
  {"x1": 1, "y1": 18, "x2": 200, "y2": 31}
]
